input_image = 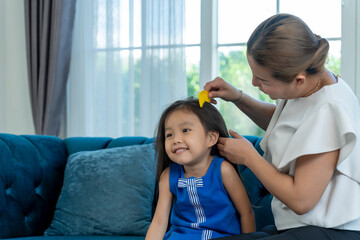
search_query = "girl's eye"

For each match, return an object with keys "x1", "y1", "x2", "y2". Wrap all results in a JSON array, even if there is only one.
[
  {"x1": 166, "y1": 133, "x2": 172, "y2": 138},
  {"x1": 183, "y1": 128, "x2": 190, "y2": 133}
]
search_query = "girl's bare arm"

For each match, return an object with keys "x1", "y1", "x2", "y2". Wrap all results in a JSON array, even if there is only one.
[
  {"x1": 145, "y1": 168, "x2": 173, "y2": 240},
  {"x1": 221, "y1": 160, "x2": 255, "y2": 233}
]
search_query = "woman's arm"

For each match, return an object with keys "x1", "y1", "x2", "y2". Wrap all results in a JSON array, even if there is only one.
[
  {"x1": 218, "y1": 131, "x2": 339, "y2": 215},
  {"x1": 234, "y1": 91, "x2": 276, "y2": 131},
  {"x1": 204, "y1": 77, "x2": 276, "y2": 130},
  {"x1": 221, "y1": 160, "x2": 255, "y2": 233},
  {"x1": 145, "y1": 168, "x2": 173, "y2": 240},
  {"x1": 247, "y1": 149, "x2": 339, "y2": 214}
]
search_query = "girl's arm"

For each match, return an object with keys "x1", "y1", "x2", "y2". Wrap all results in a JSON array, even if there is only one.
[
  {"x1": 204, "y1": 77, "x2": 275, "y2": 130},
  {"x1": 145, "y1": 168, "x2": 173, "y2": 240},
  {"x1": 221, "y1": 160, "x2": 255, "y2": 233},
  {"x1": 218, "y1": 131, "x2": 339, "y2": 215}
]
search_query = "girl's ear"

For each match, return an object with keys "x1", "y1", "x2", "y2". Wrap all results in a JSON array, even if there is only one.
[{"x1": 208, "y1": 131, "x2": 219, "y2": 147}]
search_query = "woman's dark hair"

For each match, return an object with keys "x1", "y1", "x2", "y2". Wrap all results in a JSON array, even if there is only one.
[
  {"x1": 154, "y1": 97, "x2": 229, "y2": 182},
  {"x1": 247, "y1": 13, "x2": 329, "y2": 83}
]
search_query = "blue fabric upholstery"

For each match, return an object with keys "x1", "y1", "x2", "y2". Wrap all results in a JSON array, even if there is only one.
[
  {"x1": 64, "y1": 137, "x2": 153, "y2": 155},
  {"x1": 0, "y1": 133, "x2": 273, "y2": 240},
  {"x1": 45, "y1": 144, "x2": 156, "y2": 236},
  {"x1": 0, "y1": 134, "x2": 67, "y2": 238}
]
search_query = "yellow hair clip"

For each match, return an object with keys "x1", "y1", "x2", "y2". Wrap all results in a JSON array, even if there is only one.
[{"x1": 198, "y1": 90, "x2": 211, "y2": 107}]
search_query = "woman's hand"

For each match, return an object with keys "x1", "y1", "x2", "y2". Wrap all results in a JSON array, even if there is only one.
[
  {"x1": 204, "y1": 77, "x2": 243, "y2": 104},
  {"x1": 217, "y1": 130, "x2": 260, "y2": 166}
]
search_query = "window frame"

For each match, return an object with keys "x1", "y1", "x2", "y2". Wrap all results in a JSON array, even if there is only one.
[{"x1": 341, "y1": 0, "x2": 360, "y2": 100}]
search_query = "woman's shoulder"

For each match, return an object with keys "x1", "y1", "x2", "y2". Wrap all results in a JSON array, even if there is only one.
[
  {"x1": 286, "y1": 78, "x2": 359, "y2": 121},
  {"x1": 316, "y1": 78, "x2": 360, "y2": 122},
  {"x1": 326, "y1": 78, "x2": 359, "y2": 107}
]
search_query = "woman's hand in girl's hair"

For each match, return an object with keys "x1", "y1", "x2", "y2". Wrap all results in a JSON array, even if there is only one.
[
  {"x1": 204, "y1": 77, "x2": 243, "y2": 104},
  {"x1": 217, "y1": 129, "x2": 261, "y2": 166}
]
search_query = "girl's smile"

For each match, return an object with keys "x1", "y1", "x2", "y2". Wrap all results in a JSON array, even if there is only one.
[{"x1": 173, "y1": 147, "x2": 188, "y2": 154}]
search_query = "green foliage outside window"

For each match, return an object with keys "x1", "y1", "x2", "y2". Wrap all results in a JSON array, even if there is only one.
[
  {"x1": 217, "y1": 48, "x2": 270, "y2": 136},
  {"x1": 187, "y1": 64, "x2": 200, "y2": 97}
]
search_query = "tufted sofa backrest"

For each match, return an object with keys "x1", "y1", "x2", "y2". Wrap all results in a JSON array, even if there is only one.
[
  {"x1": 64, "y1": 136, "x2": 154, "y2": 155},
  {"x1": 0, "y1": 134, "x2": 67, "y2": 238}
]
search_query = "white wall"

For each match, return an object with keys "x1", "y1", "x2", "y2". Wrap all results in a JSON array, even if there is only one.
[{"x1": 0, "y1": 0, "x2": 34, "y2": 135}]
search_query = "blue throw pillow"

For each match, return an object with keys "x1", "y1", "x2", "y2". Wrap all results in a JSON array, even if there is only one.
[{"x1": 44, "y1": 143, "x2": 156, "y2": 236}]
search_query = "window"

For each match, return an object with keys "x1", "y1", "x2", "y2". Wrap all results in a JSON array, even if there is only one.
[{"x1": 68, "y1": 0, "x2": 346, "y2": 138}]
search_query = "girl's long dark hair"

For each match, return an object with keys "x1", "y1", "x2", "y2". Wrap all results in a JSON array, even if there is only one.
[{"x1": 154, "y1": 97, "x2": 230, "y2": 182}]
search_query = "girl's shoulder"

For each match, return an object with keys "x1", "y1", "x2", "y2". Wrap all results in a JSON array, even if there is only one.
[
  {"x1": 220, "y1": 160, "x2": 239, "y2": 179},
  {"x1": 159, "y1": 167, "x2": 170, "y2": 183}
]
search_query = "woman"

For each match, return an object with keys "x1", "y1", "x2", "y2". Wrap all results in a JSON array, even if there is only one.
[{"x1": 204, "y1": 13, "x2": 360, "y2": 239}]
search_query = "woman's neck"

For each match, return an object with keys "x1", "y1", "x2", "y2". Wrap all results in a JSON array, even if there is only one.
[{"x1": 301, "y1": 69, "x2": 337, "y2": 97}]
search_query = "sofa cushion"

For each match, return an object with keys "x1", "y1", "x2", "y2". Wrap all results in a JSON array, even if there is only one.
[{"x1": 44, "y1": 143, "x2": 156, "y2": 236}]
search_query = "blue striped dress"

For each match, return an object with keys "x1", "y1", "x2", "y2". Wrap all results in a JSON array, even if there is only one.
[{"x1": 165, "y1": 155, "x2": 242, "y2": 240}]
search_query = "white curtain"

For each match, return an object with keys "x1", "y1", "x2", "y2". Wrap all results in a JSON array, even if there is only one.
[{"x1": 67, "y1": 0, "x2": 187, "y2": 138}]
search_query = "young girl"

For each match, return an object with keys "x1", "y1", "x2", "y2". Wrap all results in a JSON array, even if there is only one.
[{"x1": 145, "y1": 98, "x2": 255, "y2": 240}]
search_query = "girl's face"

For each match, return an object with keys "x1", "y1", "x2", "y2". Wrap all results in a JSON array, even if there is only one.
[
  {"x1": 164, "y1": 109, "x2": 217, "y2": 168},
  {"x1": 247, "y1": 55, "x2": 298, "y2": 100}
]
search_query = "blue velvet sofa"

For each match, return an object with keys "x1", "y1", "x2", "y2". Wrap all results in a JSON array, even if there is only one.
[{"x1": 0, "y1": 133, "x2": 274, "y2": 239}]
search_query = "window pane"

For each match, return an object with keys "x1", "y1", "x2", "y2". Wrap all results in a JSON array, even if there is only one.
[
  {"x1": 326, "y1": 40, "x2": 341, "y2": 75},
  {"x1": 114, "y1": 0, "x2": 130, "y2": 48},
  {"x1": 185, "y1": 0, "x2": 200, "y2": 44},
  {"x1": 96, "y1": 0, "x2": 106, "y2": 49},
  {"x1": 186, "y1": 46, "x2": 200, "y2": 96},
  {"x1": 133, "y1": 50, "x2": 142, "y2": 135},
  {"x1": 218, "y1": 0, "x2": 276, "y2": 44},
  {"x1": 95, "y1": 0, "x2": 131, "y2": 49},
  {"x1": 94, "y1": 50, "x2": 132, "y2": 135},
  {"x1": 133, "y1": 0, "x2": 142, "y2": 47},
  {"x1": 279, "y1": 0, "x2": 341, "y2": 38},
  {"x1": 218, "y1": 46, "x2": 274, "y2": 136}
]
